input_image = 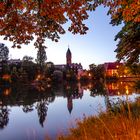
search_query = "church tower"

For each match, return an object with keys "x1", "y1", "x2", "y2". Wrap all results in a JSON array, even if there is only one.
[{"x1": 66, "y1": 48, "x2": 72, "y2": 65}]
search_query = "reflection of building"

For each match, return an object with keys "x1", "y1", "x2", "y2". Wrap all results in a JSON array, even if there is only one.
[
  {"x1": 105, "y1": 81, "x2": 135, "y2": 95},
  {"x1": 67, "y1": 97, "x2": 73, "y2": 114},
  {"x1": 66, "y1": 84, "x2": 83, "y2": 114},
  {"x1": 105, "y1": 82, "x2": 119, "y2": 95}
]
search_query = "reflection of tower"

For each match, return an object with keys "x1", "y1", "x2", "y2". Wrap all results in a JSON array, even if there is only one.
[
  {"x1": 66, "y1": 48, "x2": 72, "y2": 65},
  {"x1": 67, "y1": 97, "x2": 73, "y2": 114}
]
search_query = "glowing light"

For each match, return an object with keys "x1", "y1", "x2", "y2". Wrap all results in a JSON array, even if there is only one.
[
  {"x1": 88, "y1": 73, "x2": 91, "y2": 77},
  {"x1": 3, "y1": 88, "x2": 11, "y2": 96},
  {"x1": 125, "y1": 86, "x2": 129, "y2": 94},
  {"x1": 126, "y1": 89, "x2": 129, "y2": 95},
  {"x1": 2, "y1": 74, "x2": 11, "y2": 81}
]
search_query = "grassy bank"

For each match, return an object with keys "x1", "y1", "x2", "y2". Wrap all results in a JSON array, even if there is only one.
[{"x1": 58, "y1": 98, "x2": 140, "y2": 140}]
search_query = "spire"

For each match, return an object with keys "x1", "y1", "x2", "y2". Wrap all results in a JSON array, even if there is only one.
[
  {"x1": 66, "y1": 45, "x2": 72, "y2": 65},
  {"x1": 66, "y1": 44, "x2": 71, "y2": 55}
]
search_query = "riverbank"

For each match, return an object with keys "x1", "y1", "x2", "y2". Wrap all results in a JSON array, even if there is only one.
[{"x1": 58, "y1": 98, "x2": 140, "y2": 140}]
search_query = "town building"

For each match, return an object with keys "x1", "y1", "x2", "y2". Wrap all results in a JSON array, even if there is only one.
[
  {"x1": 53, "y1": 47, "x2": 83, "y2": 72},
  {"x1": 104, "y1": 62, "x2": 123, "y2": 77}
]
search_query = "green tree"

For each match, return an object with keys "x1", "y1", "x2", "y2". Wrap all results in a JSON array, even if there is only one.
[
  {"x1": 129, "y1": 63, "x2": 140, "y2": 75},
  {"x1": 114, "y1": 22, "x2": 140, "y2": 65},
  {"x1": 35, "y1": 41, "x2": 47, "y2": 69}
]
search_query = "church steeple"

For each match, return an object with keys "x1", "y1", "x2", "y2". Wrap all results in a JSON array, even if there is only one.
[{"x1": 66, "y1": 46, "x2": 72, "y2": 65}]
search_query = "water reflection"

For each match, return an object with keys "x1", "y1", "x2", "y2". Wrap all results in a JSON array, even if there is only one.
[
  {"x1": 0, "y1": 81, "x2": 139, "y2": 138},
  {"x1": 0, "y1": 105, "x2": 9, "y2": 129},
  {"x1": 37, "y1": 99, "x2": 48, "y2": 127}
]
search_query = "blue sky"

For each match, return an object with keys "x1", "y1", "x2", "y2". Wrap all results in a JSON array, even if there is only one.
[{"x1": 0, "y1": 6, "x2": 122, "y2": 69}]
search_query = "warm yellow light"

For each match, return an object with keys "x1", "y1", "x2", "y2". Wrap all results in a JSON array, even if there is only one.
[
  {"x1": 88, "y1": 73, "x2": 91, "y2": 77},
  {"x1": 2, "y1": 74, "x2": 11, "y2": 81},
  {"x1": 126, "y1": 89, "x2": 129, "y2": 94},
  {"x1": 126, "y1": 86, "x2": 129, "y2": 94},
  {"x1": 3, "y1": 88, "x2": 11, "y2": 96},
  {"x1": 47, "y1": 84, "x2": 51, "y2": 88}
]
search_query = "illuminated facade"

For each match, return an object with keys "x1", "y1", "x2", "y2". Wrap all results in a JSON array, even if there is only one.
[{"x1": 104, "y1": 62, "x2": 123, "y2": 77}]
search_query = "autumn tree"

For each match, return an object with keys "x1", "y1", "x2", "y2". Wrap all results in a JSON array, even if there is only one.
[
  {"x1": 0, "y1": 0, "x2": 90, "y2": 48},
  {"x1": 94, "y1": 0, "x2": 140, "y2": 65},
  {"x1": 106, "y1": 0, "x2": 140, "y2": 65},
  {"x1": 0, "y1": 43, "x2": 9, "y2": 61},
  {"x1": 0, "y1": 0, "x2": 139, "y2": 64}
]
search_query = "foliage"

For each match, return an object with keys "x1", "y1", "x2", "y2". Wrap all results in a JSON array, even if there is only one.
[
  {"x1": 0, "y1": 0, "x2": 91, "y2": 48},
  {"x1": 0, "y1": 106, "x2": 9, "y2": 129},
  {"x1": 90, "y1": 64, "x2": 105, "y2": 79},
  {"x1": 22, "y1": 55, "x2": 33, "y2": 62},
  {"x1": 45, "y1": 62, "x2": 55, "y2": 77},
  {"x1": 0, "y1": 0, "x2": 139, "y2": 48},
  {"x1": 35, "y1": 43, "x2": 47, "y2": 68},
  {"x1": 0, "y1": 0, "x2": 139, "y2": 65},
  {"x1": 117, "y1": 64, "x2": 131, "y2": 77},
  {"x1": 0, "y1": 43, "x2": 9, "y2": 61},
  {"x1": 134, "y1": 80, "x2": 140, "y2": 90},
  {"x1": 114, "y1": 22, "x2": 140, "y2": 65},
  {"x1": 58, "y1": 99, "x2": 140, "y2": 140},
  {"x1": 128, "y1": 63, "x2": 140, "y2": 75}
]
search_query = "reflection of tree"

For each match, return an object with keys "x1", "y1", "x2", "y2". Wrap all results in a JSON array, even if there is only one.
[
  {"x1": 64, "y1": 82, "x2": 83, "y2": 99},
  {"x1": 47, "y1": 96, "x2": 55, "y2": 103},
  {"x1": 90, "y1": 81, "x2": 106, "y2": 97},
  {"x1": 104, "y1": 95, "x2": 112, "y2": 112},
  {"x1": 36, "y1": 100, "x2": 48, "y2": 127},
  {"x1": 22, "y1": 105, "x2": 34, "y2": 113},
  {"x1": 0, "y1": 106, "x2": 9, "y2": 129}
]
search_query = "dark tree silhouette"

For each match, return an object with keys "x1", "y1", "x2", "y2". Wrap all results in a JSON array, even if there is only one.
[
  {"x1": 22, "y1": 105, "x2": 34, "y2": 113},
  {"x1": 0, "y1": 43, "x2": 9, "y2": 62},
  {"x1": 0, "y1": 106, "x2": 9, "y2": 129},
  {"x1": 35, "y1": 41, "x2": 47, "y2": 69},
  {"x1": 22, "y1": 55, "x2": 33, "y2": 62},
  {"x1": 114, "y1": 22, "x2": 140, "y2": 65},
  {"x1": 36, "y1": 100, "x2": 48, "y2": 127}
]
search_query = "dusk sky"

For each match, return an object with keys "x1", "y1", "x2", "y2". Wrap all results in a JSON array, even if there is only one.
[{"x1": 0, "y1": 6, "x2": 122, "y2": 69}]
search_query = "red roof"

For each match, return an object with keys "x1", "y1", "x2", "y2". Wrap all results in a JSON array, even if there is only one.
[{"x1": 104, "y1": 62, "x2": 123, "y2": 70}]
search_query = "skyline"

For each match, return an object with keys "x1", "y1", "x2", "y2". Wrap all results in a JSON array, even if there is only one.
[{"x1": 0, "y1": 6, "x2": 122, "y2": 69}]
